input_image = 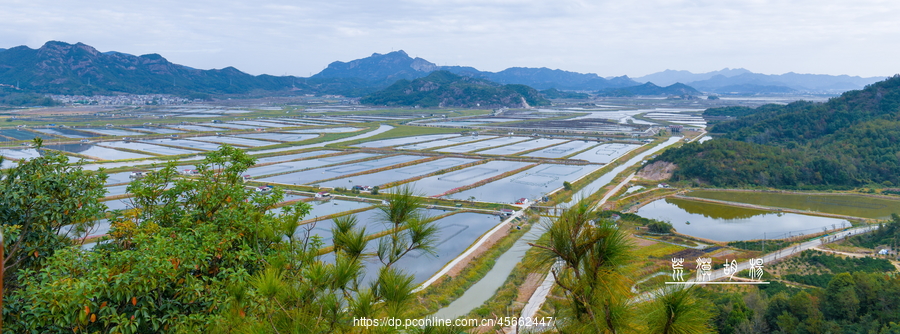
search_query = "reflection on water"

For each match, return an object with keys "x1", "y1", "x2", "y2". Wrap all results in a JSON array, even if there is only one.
[
  {"x1": 687, "y1": 190, "x2": 900, "y2": 220},
  {"x1": 637, "y1": 197, "x2": 848, "y2": 241},
  {"x1": 667, "y1": 198, "x2": 771, "y2": 220}
]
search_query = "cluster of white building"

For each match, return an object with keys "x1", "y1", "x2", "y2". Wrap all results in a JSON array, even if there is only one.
[{"x1": 46, "y1": 94, "x2": 192, "y2": 105}]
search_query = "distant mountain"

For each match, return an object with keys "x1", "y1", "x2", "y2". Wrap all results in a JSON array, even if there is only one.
[
  {"x1": 316, "y1": 52, "x2": 639, "y2": 92},
  {"x1": 597, "y1": 82, "x2": 700, "y2": 97},
  {"x1": 360, "y1": 70, "x2": 549, "y2": 108},
  {"x1": 540, "y1": 88, "x2": 589, "y2": 99},
  {"x1": 635, "y1": 68, "x2": 752, "y2": 87},
  {"x1": 312, "y1": 50, "x2": 437, "y2": 86},
  {"x1": 0, "y1": 41, "x2": 310, "y2": 96},
  {"x1": 443, "y1": 67, "x2": 639, "y2": 91},
  {"x1": 710, "y1": 84, "x2": 797, "y2": 94},
  {"x1": 638, "y1": 68, "x2": 884, "y2": 94}
]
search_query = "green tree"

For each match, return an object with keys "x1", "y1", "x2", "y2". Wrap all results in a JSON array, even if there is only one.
[
  {"x1": 5, "y1": 145, "x2": 312, "y2": 332},
  {"x1": 527, "y1": 200, "x2": 712, "y2": 333},
  {"x1": 215, "y1": 184, "x2": 442, "y2": 333},
  {"x1": 647, "y1": 220, "x2": 674, "y2": 234},
  {"x1": 824, "y1": 272, "x2": 860, "y2": 321},
  {"x1": 0, "y1": 149, "x2": 106, "y2": 289}
]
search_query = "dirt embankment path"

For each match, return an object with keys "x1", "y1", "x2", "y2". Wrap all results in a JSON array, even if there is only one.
[{"x1": 446, "y1": 223, "x2": 512, "y2": 278}]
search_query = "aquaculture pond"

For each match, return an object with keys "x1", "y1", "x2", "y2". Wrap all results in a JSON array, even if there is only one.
[
  {"x1": 83, "y1": 128, "x2": 147, "y2": 136},
  {"x1": 197, "y1": 122, "x2": 258, "y2": 130},
  {"x1": 104, "y1": 172, "x2": 134, "y2": 185},
  {"x1": 395, "y1": 135, "x2": 496, "y2": 150},
  {"x1": 44, "y1": 144, "x2": 151, "y2": 160},
  {"x1": 436, "y1": 136, "x2": 531, "y2": 153},
  {"x1": 260, "y1": 155, "x2": 426, "y2": 185},
  {"x1": 141, "y1": 139, "x2": 223, "y2": 151},
  {"x1": 127, "y1": 127, "x2": 184, "y2": 134},
  {"x1": 0, "y1": 129, "x2": 56, "y2": 140},
  {"x1": 450, "y1": 163, "x2": 603, "y2": 203},
  {"x1": 294, "y1": 209, "x2": 392, "y2": 247},
  {"x1": 187, "y1": 136, "x2": 278, "y2": 147},
  {"x1": 353, "y1": 134, "x2": 460, "y2": 148},
  {"x1": 321, "y1": 211, "x2": 501, "y2": 286},
  {"x1": 230, "y1": 120, "x2": 293, "y2": 128},
  {"x1": 404, "y1": 160, "x2": 533, "y2": 196},
  {"x1": 245, "y1": 152, "x2": 380, "y2": 177},
  {"x1": 235, "y1": 133, "x2": 317, "y2": 142},
  {"x1": 99, "y1": 141, "x2": 200, "y2": 156},
  {"x1": 568, "y1": 143, "x2": 642, "y2": 164},
  {"x1": 0, "y1": 148, "x2": 43, "y2": 160},
  {"x1": 271, "y1": 199, "x2": 374, "y2": 219},
  {"x1": 165, "y1": 125, "x2": 224, "y2": 132},
  {"x1": 253, "y1": 150, "x2": 338, "y2": 164},
  {"x1": 523, "y1": 140, "x2": 598, "y2": 159},
  {"x1": 316, "y1": 157, "x2": 478, "y2": 188},
  {"x1": 477, "y1": 138, "x2": 567, "y2": 156},
  {"x1": 287, "y1": 127, "x2": 363, "y2": 133},
  {"x1": 636, "y1": 197, "x2": 849, "y2": 241},
  {"x1": 685, "y1": 190, "x2": 900, "y2": 220},
  {"x1": 104, "y1": 185, "x2": 131, "y2": 197},
  {"x1": 33, "y1": 128, "x2": 97, "y2": 138}
]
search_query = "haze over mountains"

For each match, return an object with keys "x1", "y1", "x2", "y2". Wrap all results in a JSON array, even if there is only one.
[{"x1": 0, "y1": 41, "x2": 887, "y2": 99}]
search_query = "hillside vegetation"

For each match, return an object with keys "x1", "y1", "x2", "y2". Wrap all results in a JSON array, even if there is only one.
[
  {"x1": 650, "y1": 75, "x2": 900, "y2": 188},
  {"x1": 360, "y1": 71, "x2": 549, "y2": 108}
]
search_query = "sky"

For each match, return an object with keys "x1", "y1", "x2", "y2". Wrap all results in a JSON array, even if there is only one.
[{"x1": 1, "y1": 0, "x2": 897, "y2": 78}]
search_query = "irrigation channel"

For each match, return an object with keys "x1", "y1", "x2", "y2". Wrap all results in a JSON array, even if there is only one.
[{"x1": 432, "y1": 136, "x2": 684, "y2": 320}]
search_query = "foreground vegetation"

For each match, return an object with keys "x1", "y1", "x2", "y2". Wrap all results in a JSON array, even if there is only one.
[{"x1": 1, "y1": 145, "x2": 463, "y2": 333}]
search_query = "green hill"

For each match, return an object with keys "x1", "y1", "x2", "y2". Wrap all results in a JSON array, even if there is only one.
[
  {"x1": 360, "y1": 70, "x2": 549, "y2": 108},
  {"x1": 649, "y1": 75, "x2": 900, "y2": 188}
]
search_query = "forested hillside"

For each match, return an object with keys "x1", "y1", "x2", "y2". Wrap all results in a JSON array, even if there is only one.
[
  {"x1": 360, "y1": 71, "x2": 549, "y2": 108},
  {"x1": 650, "y1": 75, "x2": 900, "y2": 188}
]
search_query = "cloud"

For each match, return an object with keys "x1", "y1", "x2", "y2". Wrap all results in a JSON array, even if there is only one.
[{"x1": 0, "y1": 0, "x2": 897, "y2": 77}]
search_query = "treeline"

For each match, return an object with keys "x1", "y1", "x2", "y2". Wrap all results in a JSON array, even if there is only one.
[
  {"x1": 847, "y1": 213, "x2": 900, "y2": 249},
  {"x1": 597, "y1": 210, "x2": 673, "y2": 233},
  {"x1": 727, "y1": 239, "x2": 792, "y2": 252},
  {"x1": 781, "y1": 250, "x2": 896, "y2": 288},
  {"x1": 703, "y1": 271, "x2": 900, "y2": 333},
  {"x1": 0, "y1": 91, "x2": 58, "y2": 106},
  {"x1": 361, "y1": 71, "x2": 549, "y2": 108},
  {"x1": 650, "y1": 75, "x2": 900, "y2": 188}
]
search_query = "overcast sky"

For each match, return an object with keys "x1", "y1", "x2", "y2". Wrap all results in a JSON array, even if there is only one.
[{"x1": 1, "y1": 0, "x2": 897, "y2": 78}]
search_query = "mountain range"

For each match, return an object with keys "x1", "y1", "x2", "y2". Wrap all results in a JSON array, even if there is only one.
[{"x1": 0, "y1": 41, "x2": 888, "y2": 100}]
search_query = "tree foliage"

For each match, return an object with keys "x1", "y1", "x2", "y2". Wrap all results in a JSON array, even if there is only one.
[
  {"x1": 0, "y1": 149, "x2": 106, "y2": 289},
  {"x1": 651, "y1": 75, "x2": 900, "y2": 188},
  {"x1": 528, "y1": 199, "x2": 712, "y2": 333},
  {"x1": 360, "y1": 71, "x2": 549, "y2": 108},
  {"x1": 3, "y1": 147, "x2": 442, "y2": 333}
]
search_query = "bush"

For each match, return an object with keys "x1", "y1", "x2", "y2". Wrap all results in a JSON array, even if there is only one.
[{"x1": 647, "y1": 220, "x2": 673, "y2": 234}]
